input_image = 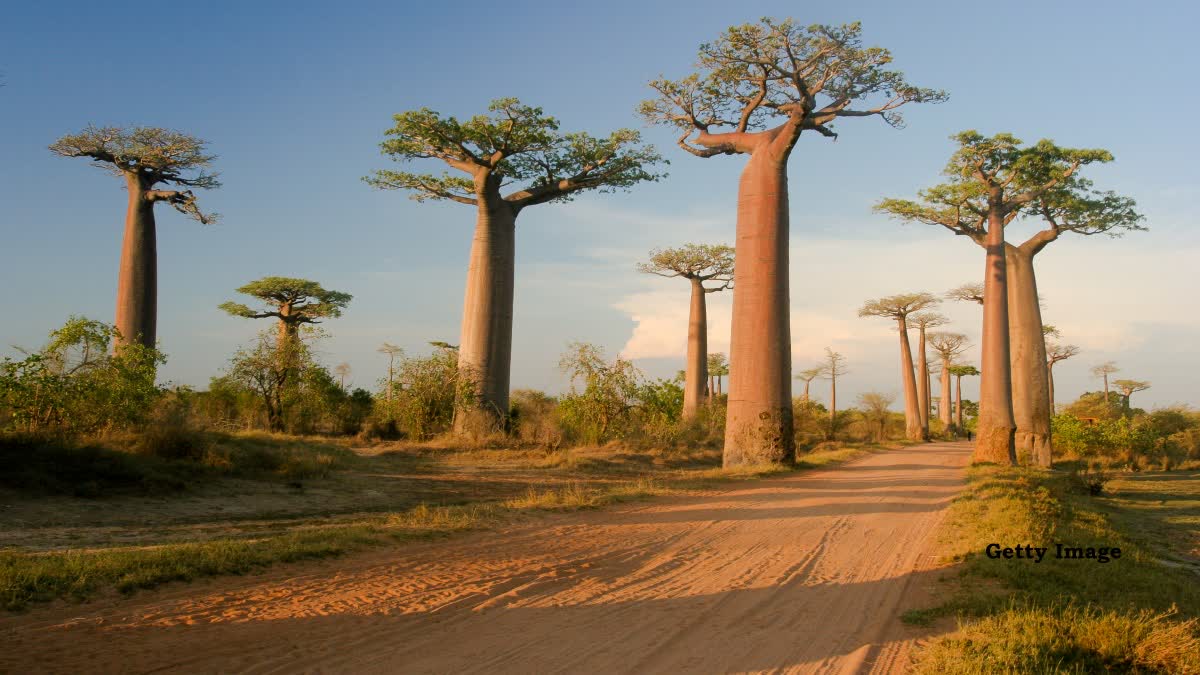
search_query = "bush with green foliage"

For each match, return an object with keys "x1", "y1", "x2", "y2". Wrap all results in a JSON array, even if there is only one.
[{"x1": 371, "y1": 343, "x2": 471, "y2": 440}]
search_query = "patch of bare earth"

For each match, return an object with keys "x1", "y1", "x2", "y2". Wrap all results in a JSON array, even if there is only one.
[{"x1": 1, "y1": 442, "x2": 971, "y2": 674}]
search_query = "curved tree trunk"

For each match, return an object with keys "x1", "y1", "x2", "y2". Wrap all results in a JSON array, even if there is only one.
[
  {"x1": 1006, "y1": 244, "x2": 1052, "y2": 466},
  {"x1": 114, "y1": 173, "x2": 157, "y2": 351},
  {"x1": 916, "y1": 327, "x2": 930, "y2": 440},
  {"x1": 897, "y1": 317, "x2": 922, "y2": 441},
  {"x1": 454, "y1": 200, "x2": 516, "y2": 436},
  {"x1": 683, "y1": 278, "x2": 709, "y2": 421},
  {"x1": 975, "y1": 211, "x2": 1017, "y2": 464},
  {"x1": 723, "y1": 145, "x2": 794, "y2": 466},
  {"x1": 939, "y1": 357, "x2": 952, "y2": 431}
]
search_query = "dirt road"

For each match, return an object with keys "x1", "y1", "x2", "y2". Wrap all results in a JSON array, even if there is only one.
[{"x1": 2, "y1": 441, "x2": 972, "y2": 674}]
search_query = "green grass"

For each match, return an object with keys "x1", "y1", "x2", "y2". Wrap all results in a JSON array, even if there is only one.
[
  {"x1": 0, "y1": 441, "x2": 889, "y2": 611},
  {"x1": 908, "y1": 466, "x2": 1200, "y2": 674}
]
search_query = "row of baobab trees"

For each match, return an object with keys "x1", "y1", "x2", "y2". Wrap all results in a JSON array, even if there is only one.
[{"x1": 46, "y1": 18, "x2": 1142, "y2": 467}]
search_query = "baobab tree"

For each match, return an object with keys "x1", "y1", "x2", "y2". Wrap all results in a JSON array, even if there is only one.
[
  {"x1": 1092, "y1": 361, "x2": 1120, "y2": 409},
  {"x1": 50, "y1": 126, "x2": 220, "y2": 350},
  {"x1": 707, "y1": 353, "x2": 729, "y2": 398},
  {"x1": 368, "y1": 98, "x2": 664, "y2": 435},
  {"x1": 946, "y1": 282, "x2": 984, "y2": 306},
  {"x1": 858, "y1": 293, "x2": 938, "y2": 441},
  {"x1": 909, "y1": 311, "x2": 948, "y2": 435},
  {"x1": 334, "y1": 362, "x2": 352, "y2": 391},
  {"x1": 640, "y1": 19, "x2": 944, "y2": 466},
  {"x1": 1045, "y1": 341, "x2": 1080, "y2": 412},
  {"x1": 1113, "y1": 379, "x2": 1150, "y2": 413},
  {"x1": 378, "y1": 343, "x2": 404, "y2": 401},
  {"x1": 928, "y1": 332, "x2": 969, "y2": 432},
  {"x1": 219, "y1": 277, "x2": 352, "y2": 353},
  {"x1": 877, "y1": 132, "x2": 1111, "y2": 464},
  {"x1": 820, "y1": 348, "x2": 848, "y2": 440},
  {"x1": 948, "y1": 364, "x2": 980, "y2": 433},
  {"x1": 637, "y1": 244, "x2": 734, "y2": 420},
  {"x1": 795, "y1": 366, "x2": 823, "y2": 401}
]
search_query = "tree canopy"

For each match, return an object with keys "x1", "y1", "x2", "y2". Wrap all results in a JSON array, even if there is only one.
[
  {"x1": 909, "y1": 311, "x2": 948, "y2": 330},
  {"x1": 637, "y1": 243, "x2": 735, "y2": 286},
  {"x1": 875, "y1": 131, "x2": 1113, "y2": 245},
  {"x1": 858, "y1": 292, "x2": 940, "y2": 320},
  {"x1": 366, "y1": 98, "x2": 665, "y2": 208},
  {"x1": 1112, "y1": 379, "x2": 1151, "y2": 396},
  {"x1": 639, "y1": 19, "x2": 945, "y2": 157},
  {"x1": 928, "y1": 332, "x2": 970, "y2": 358},
  {"x1": 1046, "y1": 342, "x2": 1080, "y2": 365},
  {"x1": 49, "y1": 125, "x2": 220, "y2": 223},
  {"x1": 946, "y1": 282, "x2": 984, "y2": 305},
  {"x1": 949, "y1": 364, "x2": 980, "y2": 378},
  {"x1": 219, "y1": 277, "x2": 353, "y2": 326}
]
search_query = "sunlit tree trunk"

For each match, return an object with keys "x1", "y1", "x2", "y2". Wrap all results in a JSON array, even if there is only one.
[
  {"x1": 954, "y1": 374, "x2": 963, "y2": 432},
  {"x1": 1047, "y1": 363, "x2": 1057, "y2": 414},
  {"x1": 114, "y1": 172, "x2": 157, "y2": 350},
  {"x1": 897, "y1": 317, "x2": 922, "y2": 441},
  {"x1": 1006, "y1": 244, "x2": 1052, "y2": 466},
  {"x1": 939, "y1": 357, "x2": 952, "y2": 432},
  {"x1": 683, "y1": 278, "x2": 709, "y2": 421},
  {"x1": 976, "y1": 206, "x2": 1017, "y2": 464},
  {"x1": 724, "y1": 133, "x2": 795, "y2": 466},
  {"x1": 454, "y1": 191, "x2": 516, "y2": 435},
  {"x1": 916, "y1": 326, "x2": 930, "y2": 439}
]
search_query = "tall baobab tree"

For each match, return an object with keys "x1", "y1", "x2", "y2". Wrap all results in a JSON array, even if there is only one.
[
  {"x1": 795, "y1": 366, "x2": 823, "y2": 401},
  {"x1": 640, "y1": 19, "x2": 944, "y2": 466},
  {"x1": 50, "y1": 126, "x2": 220, "y2": 351},
  {"x1": 928, "y1": 332, "x2": 970, "y2": 432},
  {"x1": 707, "y1": 353, "x2": 729, "y2": 398},
  {"x1": 858, "y1": 293, "x2": 939, "y2": 441},
  {"x1": 1113, "y1": 379, "x2": 1150, "y2": 413},
  {"x1": 909, "y1": 311, "x2": 948, "y2": 435},
  {"x1": 368, "y1": 98, "x2": 664, "y2": 435},
  {"x1": 948, "y1": 364, "x2": 980, "y2": 433},
  {"x1": 219, "y1": 277, "x2": 352, "y2": 353},
  {"x1": 821, "y1": 348, "x2": 848, "y2": 441},
  {"x1": 1092, "y1": 361, "x2": 1120, "y2": 409},
  {"x1": 876, "y1": 132, "x2": 1110, "y2": 464},
  {"x1": 378, "y1": 343, "x2": 404, "y2": 401},
  {"x1": 1045, "y1": 341, "x2": 1080, "y2": 413},
  {"x1": 334, "y1": 362, "x2": 352, "y2": 391},
  {"x1": 637, "y1": 244, "x2": 734, "y2": 420}
]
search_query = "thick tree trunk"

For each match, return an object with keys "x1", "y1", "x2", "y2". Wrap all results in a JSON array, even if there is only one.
[
  {"x1": 454, "y1": 200, "x2": 517, "y2": 436},
  {"x1": 917, "y1": 327, "x2": 930, "y2": 439},
  {"x1": 114, "y1": 173, "x2": 157, "y2": 350},
  {"x1": 954, "y1": 375, "x2": 963, "y2": 432},
  {"x1": 975, "y1": 209, "x2": 1017, "y2": 464},
  {"x1": 897, "y1": 317, "x2": 923, "y2": 441},
  {"x1": 939, "y1": 357, "x2": 952, "y2": 431},
  {"x1": 723, "y1": 146, "x2": 794, "y2": 466},
  {"x1": 683, "y1": 278, "x2": 709, "y2": 421},
  {"x1": 1006, "y1": 244, "x2": 1052, "y2": 467}
]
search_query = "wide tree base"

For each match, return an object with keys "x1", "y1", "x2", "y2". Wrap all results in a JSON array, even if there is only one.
[
  {"x1": 723, "y1": 407, "x2": 795, "y2": 467},
  {"x1": 1018, "y1": 431, "x2": 1053, "y2": 467},
  {"x1": 972, "y1": 424, "x2": 1015, "y2": 464},
  {"x1": 452, "y1": 407, "x2": 506, "y2": 439}
]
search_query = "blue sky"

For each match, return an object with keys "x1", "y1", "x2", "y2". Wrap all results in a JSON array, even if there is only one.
[{"x1": 1, "y1": 0, "x2": 1197, "y2": 410}]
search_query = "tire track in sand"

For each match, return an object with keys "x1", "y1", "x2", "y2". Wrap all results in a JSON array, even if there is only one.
[{"x1": 1, "y1": 441, "x2": 971, "y2": 674}]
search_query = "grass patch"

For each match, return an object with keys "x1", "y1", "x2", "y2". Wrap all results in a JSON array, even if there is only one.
[
  {"x1": 908, "y1": 465, "x2": 1200, "y2": 674},
  {"x1": 1, "y1": 440, "x2": 891, "y2": 611}
]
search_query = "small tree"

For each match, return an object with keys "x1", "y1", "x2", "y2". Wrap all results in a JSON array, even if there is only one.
[
  {"x1": 334, "y1": 362, "x2": 352, "y2": 391},
  {"x1": 857, "y1": 391, "x2": 896, "y2": 442},
  {"x1": 1092, "y1": 361, "x2": 1120, "y2": 409},
  {"x1": 820, "y1": 348, "x2": 848, "y2": 441},
  {"x1": 858, "y1": 293, "x2": 939, "y2": 441},
  {"x1": 948, "y1": 364, "x2": 980, "y2": 433},
  {"x1": 1112, "y1": 379, "x2": 1151, "y2": 414},
  {"x1": 378, "y1": 343, "x2": 404, "y2": 401},
  {"x1": 637, "y1": 244, "x2": 734, "y2": 420},
  {"x1": 877, "y1": 132, "x2": 1110, "y2": 464},
  {"x1": 640, "y1": 19, "x2": 945, "y2": 467},
  {"x1": 557, "y1": 343, "x2": 642, "y2": 444},
  {"x1": 224, "y1": 330, "x2": 313, "y2": 432},
  {"x1": 928, "y1": 332, "x2": 970, "y2": 432},
  {"x1": 795, "y1": 366, "x2": 823, "y2": 402},
  {"x1": 1046, "y1": 341, "x2": 1080, "y2": 412},
  {"x1": 707, "y1": 352, "x2": 729, "y2": 398},
  {"x1": 368, "y1": 98, "x2": 664, "y2": 435},
  {"x1": 50, "y1": 126, "x2": 220, "y2": 351},
  {"x1": 219, "y1": 277, "x2": 352, "y2": 352}
]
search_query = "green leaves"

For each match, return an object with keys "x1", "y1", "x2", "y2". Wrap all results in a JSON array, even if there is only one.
[
  {"x1": 49, "y1": 125, "x2": 220, "y2": 189},
  {"x1": 367, "y1": 98, "x2": 665, "y2": 207},
  {"x1": 220, "y1": 277, "x2": 353, "y2": 324},
  {"x1": 637, "y1": 243, "x2": 735, "y2": 282}
]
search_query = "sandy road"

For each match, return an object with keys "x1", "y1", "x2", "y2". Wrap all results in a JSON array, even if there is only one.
[{"x1": 2, "y1": 441, "x2": 972, "y2": 674}]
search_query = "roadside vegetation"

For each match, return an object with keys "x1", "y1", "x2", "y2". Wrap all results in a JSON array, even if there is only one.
[{"x1": 907, "y1": 463, "x2": 1200, "y2": 673}]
